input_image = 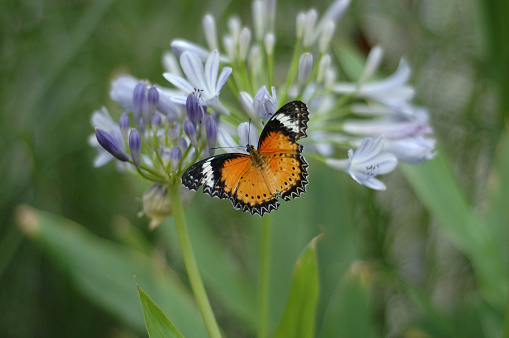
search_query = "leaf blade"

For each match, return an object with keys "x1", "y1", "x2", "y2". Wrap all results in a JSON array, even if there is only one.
[
  {"x1": 274, "y1": 234, "x2": 321, "y2": 338},
  {"x1": 138, "y1": 285, "x2": 184, "y2": 338}
]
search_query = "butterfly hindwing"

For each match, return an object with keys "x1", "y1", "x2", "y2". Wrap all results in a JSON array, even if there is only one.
[{"x1": 181, "y1": 153, "x2": 249, "y2": 199}]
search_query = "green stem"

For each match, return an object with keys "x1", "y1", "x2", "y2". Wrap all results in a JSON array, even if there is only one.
[
  {"x1": 258, "y1": 214, "x2": 272, "y2": 338},
  {"x1": 167, "y1": 184, "x2": 222, "y2": 338}
]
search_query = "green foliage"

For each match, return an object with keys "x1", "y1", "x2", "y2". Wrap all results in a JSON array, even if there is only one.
[
  {"x1": 15, "y1": 206, "x2": 207, "y2": 337},
  {"x1": 137, "y1": 285, "x2": 184, "y2": 338},
  {"x1": 274, "y1": 235, "x2": 321, "y2": 338}
]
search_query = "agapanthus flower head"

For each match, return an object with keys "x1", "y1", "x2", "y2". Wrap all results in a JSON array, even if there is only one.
[{"x1": 90, "y1": 0, "x2": 438, "y2": 224}]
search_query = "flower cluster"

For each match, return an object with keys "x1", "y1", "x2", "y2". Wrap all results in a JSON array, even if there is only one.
[{"x1": 90, "y1": 0, "x2": 436, "y2": 222}]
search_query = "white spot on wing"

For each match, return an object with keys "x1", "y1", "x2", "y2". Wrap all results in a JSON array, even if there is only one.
[
  {"x1": 274, "y1": 114, "x2": 299, "y2": 133},
  {"x1": 201, "y1": 159, "x2": 215, "y2": 188}
]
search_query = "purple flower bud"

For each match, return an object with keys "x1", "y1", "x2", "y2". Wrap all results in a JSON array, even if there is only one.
[
  {"x1": 95, "y1": 128, "x2": 129, "y2": 162},
  {"x1": 205, "y1": 115, "x2": 218, "y2": 151},
  {"x1": 162, "y1": 151, "x2": 171, "y2": 168},
  {"x1": 186, "y1": 93, "x2": 202, "y2": 127},
  {"x1": 157, "y1": 93, "x2": 179, "y2": 119},
  {"x1": 139, "y1": 120, "x2": 146, "y2": 135},
  {"x1": 133, "y1": 82, "x2": 146, "y2": 124},
  {"x1": 128, "y1": 128, "x2": 142, "y2": 166},
  {"x1": 183, "y1": 118, "x2": 198, "y2": 147},
  {"x1": 212, "y1": 111, "x2": 220, "y2": 125},
  {"x1": 152, "y1": 113, "x2": 162, "y2": 130},
  {"x1": 170, "y1": 147, "x2": 182, "y2": 171},
  {"x1": 178, "y1": 137, "x2": 188, "y2": 152},
  {"x1": 119, "y1": 113, "x2": 130, "y2": 141},
  {"x1": 168, "y1": 125, "x2": 180, "y2": 144},
  {"x1": 148, "y1": 86, "x2": 159, "y2": 118}
]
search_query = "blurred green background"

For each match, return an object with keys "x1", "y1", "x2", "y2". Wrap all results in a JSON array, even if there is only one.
[{"x1": 1, "y1": 0, "x2": 509, "y2": 337}]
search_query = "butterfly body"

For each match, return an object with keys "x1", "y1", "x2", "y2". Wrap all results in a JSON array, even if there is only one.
[{"x1": 182, "y1": 101, "x2": 309, "y2": 216}]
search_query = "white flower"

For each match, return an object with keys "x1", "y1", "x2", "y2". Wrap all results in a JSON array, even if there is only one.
[
  {"x1": 164, "y1": 50, "x2": 232, "y2": 114},
  {"x1": 334, "y1": 57, "x2": 415, "y2": 107},
  {"x1": 217, "y1": 122, "x2": 259, "y2": 154},
  {"x1": 343, "y1": 105, "x2": 432, "y2": 139},
  {"x1": 326, "y1": 136, "x2": 397, "y2": 190},
  {"x1": 109, "y1": 75, "x2": 180, "y2": 118},
  {"x1": 383, "y1": 137, "x2": 437, "y2": 164},
  {"x1": 253, "y1": 86, "x2": 277, "y2": 121},
  {"x1": 299, "y1": 0, "x2": 350, "y2": 47}
]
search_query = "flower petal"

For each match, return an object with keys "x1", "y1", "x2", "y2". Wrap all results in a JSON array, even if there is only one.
[
  {"x1": 171, "y1": 39, "x2": 211, "y2": 60},
  {"x1": 216, "y1": 66, "x2": 232, "y2": 93},
  {"x1": 218, "y1": 128, "x2": 246, "y2": 154},
  {"x1": 362, "y1": 177, "x2": 386, "y2": 190},
  {"x1": 204, "y1": 50, "x2": 219, "y2": 95},
  {"x1": 238, "y1": 122, "x2": 259, "y2": 148},
  {"x1": 163, "y1": 73, "x2": 195, "y2": 93},
  {"x1": 180, "y1": 52, "x2": 207, "y2": 90}
]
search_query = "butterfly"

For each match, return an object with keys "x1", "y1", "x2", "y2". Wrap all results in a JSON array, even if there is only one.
[{"x1": 181, "y1": 101, "x2": 309, "y2": 216}]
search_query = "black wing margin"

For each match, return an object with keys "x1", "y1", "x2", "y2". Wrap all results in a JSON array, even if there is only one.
[
  {"x1": 258, "y1": 101, "x2": 309, "y2": 146},
  {"x1": 181, "y1": 153, "x2": 247, "y2": 200}
]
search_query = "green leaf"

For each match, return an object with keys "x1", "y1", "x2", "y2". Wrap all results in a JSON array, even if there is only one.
[
  {"x1": 484, "y1": 127, "x2": 509, "y2": 267},
  {"x1": 334, "y1": 43, "x2": 366, "y2": 81},
  {"x1": 137, "y1": 285, "x2": 184, "y2": 338},
  {"x1": 274, "y1": 234, "x2": 321, "y2": 338},
  {"x1": 319, "y1": 261, "x2": 372, "y2": 338},
  {"x1": 15, "y1": 205, "x2": 207, "y2": 337},
  {"x1": 401, "y1": 152, "x2": 507, "y2": 310}
]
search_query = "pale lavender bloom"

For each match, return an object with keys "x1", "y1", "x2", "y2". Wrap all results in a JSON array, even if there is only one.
[
  {"x1": 110, "y1": 75, "x2": 138, "y2": 111},
  {"x1": 252, "y1": 1, "x2": 265, "y2": 41},
  {"x1": 253, "y1": 86, "x2": 277, "y2": 120},
  {"x1": 302, "y1": 0, "x2": 350, "y2": 47},
  {"x1": 110, "y1": 75, "x2": 179, "y2": 118},
  {"x1": 238, "y1": 122, "x2": 259, "y2": 148},
  {"x1": 171, "y1": 39, "x2": 211, "y2": 60},
  {"x1": 202, "y1": 14, "x2": 218, "y2": 50},
  {"x1": 217, "y1": 122, "x2": 259, "y2": 154},
  {"x1": 334, "y1": 57, "x2": 415, "y2": 107},
  {"x1": 318, "y1": 20, "x2": 335, "y2": 53},
  {"x1": 383, "y1": 137, "x2": 437, "y2": 164},
  {"x1": 326, "y1": 136, "x2": 397, "y2": 190},
  {"x1": 239, "y1": 28, "x2": 252, "y2": 61},
  {"x1": 298, "y1": 53, "x2": 313, "y2": 85},
  {"x1": 264, "y1": 33, "x2": 275, "y2": 55},
  {"x1": 343, "y1": 107, "x2": 432, "y2": 139},
  {"x1": 163, "y1": 50, "x2": 232, "y2": 114},
  {"x1": 238, "y1": 91, "x2": 258, "y2": 122}
]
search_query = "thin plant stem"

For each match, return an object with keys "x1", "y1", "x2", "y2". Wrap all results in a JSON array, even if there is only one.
[
  {"x1": 258, "y1": 213, "x2": 272, "y2": 338},
  {"x1": 167, "y1": 184, "x2": 222, "y2": 338}
]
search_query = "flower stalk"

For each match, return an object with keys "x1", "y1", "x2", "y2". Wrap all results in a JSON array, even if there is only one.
[
  {"x1": 167, "y1": 183, "x2": 222, "y2": 338},
  {"x1": 258, "y1": 213, "x2": 272, "y2": 338}
]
